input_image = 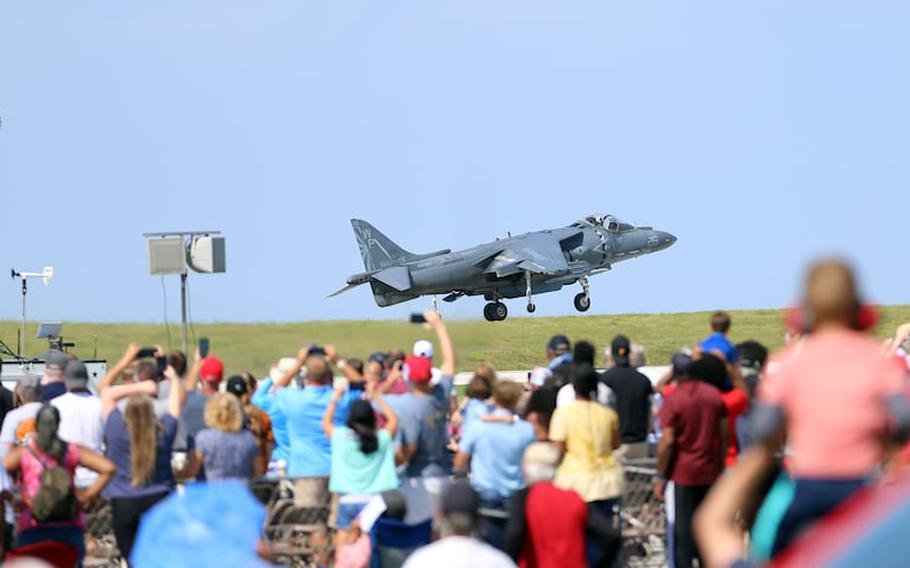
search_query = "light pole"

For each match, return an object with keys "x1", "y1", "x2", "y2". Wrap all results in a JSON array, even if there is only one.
[{"x1": 9, "y1": 266, "x2": 54, "y2": 359}]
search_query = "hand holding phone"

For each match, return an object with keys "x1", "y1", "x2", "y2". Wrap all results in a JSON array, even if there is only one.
[
  {"x1": 156, "y1": 356, "x2": 168, "y2": 378},
  {"x1": 199, "y1": 337, "x2": 210, "y2": 359},
  {"x1": 137, "y1": 347, "x2": 157, "y2": 359}
]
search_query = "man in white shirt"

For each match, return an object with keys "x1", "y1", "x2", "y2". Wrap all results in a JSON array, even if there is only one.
[
  {"x1": 0, "y1": 374, "x2": 43, "y2": 450},
  {"x1": 403, "y1": 481, "x2": 515, "y2": 568},
  {"x1": 52, "y1": 359, "x2": 104, "y2": 487}
]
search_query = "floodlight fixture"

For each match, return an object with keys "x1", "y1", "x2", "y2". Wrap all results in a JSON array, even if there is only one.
[{"x1": 142, "y1": 231, "x2": 225, "y2": 354}]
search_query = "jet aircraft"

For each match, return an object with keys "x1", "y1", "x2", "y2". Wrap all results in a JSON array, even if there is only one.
[{"x1": 331, "y1": 214, "x2": 676, "y2": 321}]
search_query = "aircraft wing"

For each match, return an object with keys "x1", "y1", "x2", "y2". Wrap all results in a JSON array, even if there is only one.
[{"x1": 482, "y1": 233, "x2": 572, "y2": 278}]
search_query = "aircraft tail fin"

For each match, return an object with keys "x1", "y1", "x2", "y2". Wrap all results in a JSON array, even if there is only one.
[{"x1": 351, "y1": 219, "x2": 449, "y2": 271}]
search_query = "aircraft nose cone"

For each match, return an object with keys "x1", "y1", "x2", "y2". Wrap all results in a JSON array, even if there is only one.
[{"x1": 655, "y1": 231, "x2": 677, "y2": 249}]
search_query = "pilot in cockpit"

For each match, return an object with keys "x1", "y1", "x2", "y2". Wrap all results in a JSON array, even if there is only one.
[{"x1": 584, "y1": 214, "x2": 621, "y2": 232}]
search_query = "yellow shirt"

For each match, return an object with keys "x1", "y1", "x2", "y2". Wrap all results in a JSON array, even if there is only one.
[{"x1": 549, "y1": 400, "x2": 623, "y2": 501}]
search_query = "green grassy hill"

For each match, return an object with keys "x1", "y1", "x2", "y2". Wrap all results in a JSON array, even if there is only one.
[{"x1": 3, "y1": 306, "x2": 909, "y2": 376}]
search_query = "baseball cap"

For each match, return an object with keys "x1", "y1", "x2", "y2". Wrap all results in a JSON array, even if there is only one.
[
  {"x1": 413, "y1": 340, "x2": 434, "y2": 359},
  {"x1": 225, "y1": 375, "x2": 248, "y2": 398},
  {"x1": 528, "y1": 367, "x2": 552, "y2": 388},
  {"x1": 441, "y1": 481, "x2": 479, "y2": 518},
  {"x1": 671, "y1": 350, "x2": 693, "y2": 378},
  {"x1": 404, "y1": 355, "x2": 433, "y2": 383},
  {"x1": 200, "y1": 356, "x2": 224, "y2": 386},
  {"x1": 17, "y1": 373, "x2": 41, "y2": 399},
  {"x1": 269, "y1": 357, "x2": 300, "y2": 384},
  {"x1": 44, "y1": 350, "x2": 68, "y2": 372},
  {"x1": 547, "y1": 335, "x2": 571, "y2": 354},
  {"x1": 611, "y1": 335, "x2": 631, "y2": 366},
  {"x1": 64, "y1": 359, "x2": 90, "y2": 389}
]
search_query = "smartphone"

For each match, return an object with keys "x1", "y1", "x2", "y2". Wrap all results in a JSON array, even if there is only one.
[
  {"x1": 137, "y1": 347, "x2": 157, "y2": 359},
  {"x1": 410, "y1": 313, "x2": 427, "y2": 324},
  {"x1": 199, "y1": 337, "x2": 210, "y2": 359},
  {"x1": 156, "y1": 355, "x2": 168, "y2": 377},
  {"x1": 309, "y1": 345, "x2": 326, "y2": 356}
]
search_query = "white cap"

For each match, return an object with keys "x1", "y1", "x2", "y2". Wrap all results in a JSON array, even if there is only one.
[
  {"x1": 413, "y1": 340, "x2": 434, "y2": 358},
  {"x1": 529, "y1": 367, "x2": 552, "y2": 388},
  {"x1": 269, "y1": 357, "x2": 301, "y2": 383}
]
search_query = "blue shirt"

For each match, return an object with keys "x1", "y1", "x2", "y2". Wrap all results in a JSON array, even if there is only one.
[
  {"x1": 251, "y1": 378, "x2": 290, "y2": 463},
  {"x1": 462, "y1": 398, "x2": 493, "y2": 435},
  {"x1": 548, "y1": 353, "x2": 573, "y2": 370},
  {"x1": 398, "y1": 374, "x2": 455, "y2": 477},
  {"x1": 459, "y1": 409, "x2": 536, "y2": 500},
  {"x1": 275, "y1": 385, "x2": 357, "y2": 477},
  {"x1": 104, "y1": 410, "x2": 178, "y2": 499},
  {"x1": 40, "y1": 382, "x2": 67, "y2": 403},
  {"x1": 700, "y1": 332, "x2": 739, "y2": 364}
]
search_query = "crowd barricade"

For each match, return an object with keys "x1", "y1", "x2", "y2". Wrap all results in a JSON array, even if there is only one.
[
  {"x1": 83, "y1": 496, "x2": 120, "y2": 567},
  {"x1": 254, "y1": 476, "x2": 333, "y2": 567},
  {"x1": 619, "y1": 458, "x2": 667, "y2": 567}
]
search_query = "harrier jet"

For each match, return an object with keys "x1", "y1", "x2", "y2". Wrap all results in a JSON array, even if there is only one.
[{"x1": 331, "y1": 214, "x2": 676, "y2": 321}]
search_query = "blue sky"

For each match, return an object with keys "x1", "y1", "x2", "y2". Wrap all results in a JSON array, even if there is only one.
[{"x1": 1, "y1": 1, "x2": 908, "y2": 323}]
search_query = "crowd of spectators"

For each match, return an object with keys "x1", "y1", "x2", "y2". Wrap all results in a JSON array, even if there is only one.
[{"x1": 0, "y1": 259, "x2": 908, "y2": 568}]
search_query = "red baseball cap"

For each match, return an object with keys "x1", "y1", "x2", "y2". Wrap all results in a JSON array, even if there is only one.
[
  {"x1": 404, "y1": 355, "x2": 432, "y2": 383},
  {"x1": 200, "y1": 356, "x2": 224, "y2": 386}
]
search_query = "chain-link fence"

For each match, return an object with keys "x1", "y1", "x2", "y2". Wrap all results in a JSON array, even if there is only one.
[{"x1": 621, "y1": 459, "x2": 667, "y2": 567}]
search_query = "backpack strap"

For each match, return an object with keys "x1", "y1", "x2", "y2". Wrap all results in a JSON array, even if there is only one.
[{"x1": 24, "y1": 442, "x2": 51, "y2": 470}]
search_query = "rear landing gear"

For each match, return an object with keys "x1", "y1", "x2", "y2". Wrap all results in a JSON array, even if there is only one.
[
  {"x1": 483, "y1": 302, "x2": 508, "y2": 322},
  {"x1": 574, "y1": 276, "x2": 591, "y2": 312}
]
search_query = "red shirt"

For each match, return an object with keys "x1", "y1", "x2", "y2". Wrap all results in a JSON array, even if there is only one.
[
  {"x1": 521, "y1": 482, "x2": 588, "y2": 568},
  {"x1": 720, "y1": 388, "x2": 749, "y2": 466},
  {"x1": 659, "y1": 380, "x2": 726, "y2": 486}
]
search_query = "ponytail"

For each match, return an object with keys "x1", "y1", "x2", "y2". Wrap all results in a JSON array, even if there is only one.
[
  {"x1": 346, "y1": 399, "x2": 379, "y2": 455},
  {"x1": 35, "y1": 405, "x2": 66, "y2": 463}
]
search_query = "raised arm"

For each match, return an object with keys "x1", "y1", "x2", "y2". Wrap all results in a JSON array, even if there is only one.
[
  {"x1": 165, "y1": 365, "x2": 186, "y2": 419},
  {"x1": 374, "y1": 395, "x2": 398, "y2": 437},
  {"x1": 694, "y1": 445, "x2": 776, "y2": 568},
  {"x1": 185, "y1": 347, "x2": 203, "y2": 392},
  {"x1": 322, "y1": 388, "x2": 345, "y2": 438},
  {"x1": 325, "y1": 346, "x2": 366, "y2": 386},
  {"x1": 270, "y1": 346, "x2": 310, "y2": 393},
  {"x1": 423, "y1": 310, "x2": 455, "y2": 376},
  {"x1": 98, "y1": 344, "x2": 143, "y2": 394},
  {"x1": 101, "y1": 380, "x2": 157, "y2": 421}
]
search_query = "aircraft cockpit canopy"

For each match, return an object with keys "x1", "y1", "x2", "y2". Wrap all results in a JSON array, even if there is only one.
[{"x1": 583, "y1": 214, "x2": 635, "y2": 232}]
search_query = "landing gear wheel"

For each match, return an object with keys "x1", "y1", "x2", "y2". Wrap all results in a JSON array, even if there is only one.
[
  {"x1": 574, "y1": 293, "x2": 591, "y2": 312},
  {"x1": 483, "y1": 303, "x2": 496, "y2": 322},
  {"x1": 527, "y1": 303, "x2": 536, "y2": 313},
  {"x1": 492, "y1": 302, "x2": 508, "y2": 321}
]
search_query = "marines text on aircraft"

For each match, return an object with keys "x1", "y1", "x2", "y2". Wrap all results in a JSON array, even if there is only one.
[{"x1": 331, "y1": 214, "x2": 677, "y2": 321}]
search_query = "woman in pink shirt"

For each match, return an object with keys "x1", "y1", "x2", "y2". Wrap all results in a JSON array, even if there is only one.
[{"x1": 4, "y1": 404, "x2": 115, "y2": 565}]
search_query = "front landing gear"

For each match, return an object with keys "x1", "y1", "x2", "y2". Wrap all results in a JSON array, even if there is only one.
[
  {"x1": 574, "y1": 293, "x2": 590, "y2": 312},
  {"x1": 483, "y1": 302, "x2": 508, "y2": 322},
  {"x1": 525, "y1": 271, "x2": 536, "y2": 313},
  {"x1": 574, "y1": 276, "x2": 591, "y2": 312}
]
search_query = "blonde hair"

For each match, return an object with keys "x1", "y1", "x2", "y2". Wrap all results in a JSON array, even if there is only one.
[
  {"x1": 124, "y1": 394, "x2": 160, "y2": 487},
  {"x1": 204, "y1": 393, "x2": 243, "y2": 433}
]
